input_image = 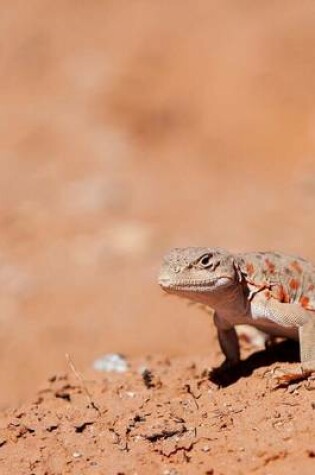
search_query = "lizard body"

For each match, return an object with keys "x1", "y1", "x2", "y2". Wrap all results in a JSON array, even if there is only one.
[{"x1": 158, "y1": 248, "x2": 315, "y2": 378}]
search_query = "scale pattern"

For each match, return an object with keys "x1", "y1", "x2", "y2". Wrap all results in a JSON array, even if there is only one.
[{"x1": 237, "y1": 252, "x2": 315, "y2": 311}]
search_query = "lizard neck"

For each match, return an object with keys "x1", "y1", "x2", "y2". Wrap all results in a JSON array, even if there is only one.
[{"x1": 209, "y1": 281, "x2": 249, "y2": 315}]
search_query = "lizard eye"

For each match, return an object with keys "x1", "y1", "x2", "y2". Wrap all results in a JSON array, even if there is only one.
[{"x1": 199, "y1": 253, "x2": 213, "y2": 267}]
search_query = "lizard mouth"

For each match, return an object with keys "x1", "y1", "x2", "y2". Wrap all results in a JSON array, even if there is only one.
[{"x1": 158, "y1": 275, "x2": 233, "y2": 291}]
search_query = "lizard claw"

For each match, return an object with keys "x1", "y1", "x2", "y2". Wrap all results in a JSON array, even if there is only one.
[{"x1": 272, "y1": 365, "x2": 313, "y2": 387}]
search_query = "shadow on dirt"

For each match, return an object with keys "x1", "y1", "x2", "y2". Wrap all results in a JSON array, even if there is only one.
[{"x1": 209, "y1": 339, "x2": 300, "y2": 387}]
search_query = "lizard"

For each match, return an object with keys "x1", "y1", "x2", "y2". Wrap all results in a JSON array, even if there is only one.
[{"x1": 158, "y1": 247, "x2": 315, "y2": 382}]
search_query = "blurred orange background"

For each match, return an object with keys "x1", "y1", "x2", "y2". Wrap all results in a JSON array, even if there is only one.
[{"x1": 1, "y1": 0, "x2": 315, "y2": 408}]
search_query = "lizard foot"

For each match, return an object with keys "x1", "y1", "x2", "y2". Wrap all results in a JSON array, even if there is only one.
[{"x1": 272, "y1": 365, "x2": 314, "y2": 387}]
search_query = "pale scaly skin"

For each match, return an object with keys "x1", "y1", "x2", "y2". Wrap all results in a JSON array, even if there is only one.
[{"x1": 158, "y1": 248, "x2": 315, "y2": 382}]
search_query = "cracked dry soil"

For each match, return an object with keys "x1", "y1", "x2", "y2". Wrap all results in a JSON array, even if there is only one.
[{"x1": 0, "y1": 354, "x2": 314, "y2": 475}]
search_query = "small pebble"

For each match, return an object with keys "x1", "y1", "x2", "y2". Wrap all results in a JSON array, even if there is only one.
[{"x1": 92, "y1": 354, "x2": 129, "y2": 373}]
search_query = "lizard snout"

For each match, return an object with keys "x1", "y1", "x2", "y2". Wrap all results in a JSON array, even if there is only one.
[{"x1": 158, "y1": 273, "x2": 172, "y2": 289}]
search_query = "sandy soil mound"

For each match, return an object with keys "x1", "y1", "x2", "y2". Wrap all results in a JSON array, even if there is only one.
[{"x1": 0, "y1": 350, "x2": 314, "y2": 475}]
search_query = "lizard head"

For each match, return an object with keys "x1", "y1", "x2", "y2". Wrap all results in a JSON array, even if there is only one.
[{"x1": 158, "y1": 247, "x2": 240, "y2": 298}]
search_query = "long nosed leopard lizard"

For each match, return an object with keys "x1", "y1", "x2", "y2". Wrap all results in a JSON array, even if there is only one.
[{"x1": 158, "y1": 248, "x2": 315, "y2": 383}]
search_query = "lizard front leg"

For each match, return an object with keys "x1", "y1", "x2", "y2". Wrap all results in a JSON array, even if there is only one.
[{"x1": 213, "y1": 313, "x2": 240, "y2": 370}]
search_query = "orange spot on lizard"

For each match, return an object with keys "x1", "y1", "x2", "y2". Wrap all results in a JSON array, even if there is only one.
[
  {"x1": 289, "y1": 278, "x2": 300, "y2": 290},
  {"x1": 273, "y1": 285, "x2": 290, "y2": 303},
  {"x1": 245, "y1": 262, "x2": 254, "y2": 276},
  {"x1": 290, "y1": 260, "x2": 303, "y2": 274},
  {"x1": 299, "y1": 295, "x2": 310, "y2": 308},
  {"x1": 264, "y1": 258, "x2": 276, "y2": 273}
]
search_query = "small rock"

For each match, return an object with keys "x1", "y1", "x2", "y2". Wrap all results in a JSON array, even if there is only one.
[{"x1": 92, "y1": 354, "x2": 129, "y2": 373}]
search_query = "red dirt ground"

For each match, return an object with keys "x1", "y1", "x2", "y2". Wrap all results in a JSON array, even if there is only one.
[
  {"x1": 0, "y1": 1, "x2": 315, "y2": 473},
  {"x1": 1, "y1": 351, "x2": 315, "y2": 474}
]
